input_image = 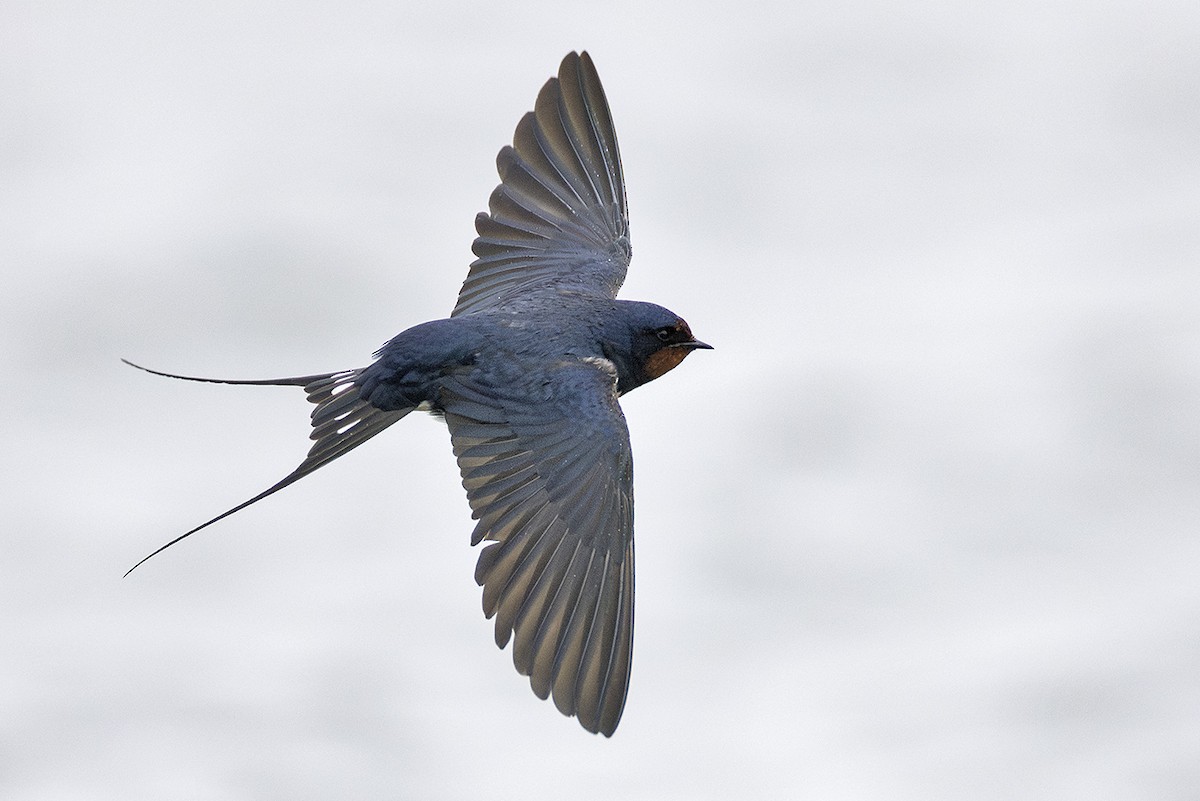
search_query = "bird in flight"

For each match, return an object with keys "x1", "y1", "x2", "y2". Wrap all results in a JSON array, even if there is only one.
[{"x1": 125, "y1": 51, "x2": 710, "y2": 736}]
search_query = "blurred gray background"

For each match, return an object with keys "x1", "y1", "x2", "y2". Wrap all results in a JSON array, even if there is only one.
[{"x1": 4, "y1": 1, "x2": 1199, "y2": 798}]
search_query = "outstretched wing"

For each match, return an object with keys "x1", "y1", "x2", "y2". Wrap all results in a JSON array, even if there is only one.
[
  {"x1": 122, "y1": 360, "x2": 411, "y2": 574},
  {"x1": 453, "y1": 51, "x2": 630, "y2": 317},
  {"x1": 441, "y1": 359, "x2": 635, "y2": 736}
]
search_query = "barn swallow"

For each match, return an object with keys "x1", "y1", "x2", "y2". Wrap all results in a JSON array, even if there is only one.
[{"x1": 125, "y1": 51, "x2": 709, "y2": 737}]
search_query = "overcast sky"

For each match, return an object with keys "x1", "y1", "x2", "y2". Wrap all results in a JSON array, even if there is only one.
[{"x1": 4, "y1": 2, "x2": 1199, "y2": 799}]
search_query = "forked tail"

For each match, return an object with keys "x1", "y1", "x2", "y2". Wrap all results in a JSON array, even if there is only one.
[{"x1": 122, "y1": 359, "x2": 411, "y2": 575}]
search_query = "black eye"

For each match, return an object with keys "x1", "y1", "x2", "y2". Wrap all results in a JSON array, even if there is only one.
[{"x1": 655, "y1": 327, "x2": 674, "y2": 343}]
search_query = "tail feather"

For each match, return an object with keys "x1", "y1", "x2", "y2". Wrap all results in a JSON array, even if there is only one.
[{"x1": 122, "y1": 360, "x2": 411, "y2": 576}]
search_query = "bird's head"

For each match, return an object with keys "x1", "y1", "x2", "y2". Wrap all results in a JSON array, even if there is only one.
[{"x1": 611, "y1": 301, "x2": 711, "y2": 394}]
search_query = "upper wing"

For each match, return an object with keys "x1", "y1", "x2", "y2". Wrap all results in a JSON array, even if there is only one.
[
  {"x1": 453, "y1": 51, "x2": 631, "y2": 317},
  {"x1": 440, "y1": 359, "x2": 635, "y2": 736}
]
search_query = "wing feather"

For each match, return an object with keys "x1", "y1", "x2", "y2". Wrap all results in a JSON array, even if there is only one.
[
  {"x1": 443, "y1": 359, "x2": 635, "y2": 736},
  {"x1": 453, "y1": 52, "x2": 630, "y2": 317}
]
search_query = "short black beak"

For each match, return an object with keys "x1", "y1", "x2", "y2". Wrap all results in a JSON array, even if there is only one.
[{"x1": 681, "y1": 339, "x2": 713, "y2": 350}]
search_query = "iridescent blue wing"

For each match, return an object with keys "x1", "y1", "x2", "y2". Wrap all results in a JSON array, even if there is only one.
[
  {"x1": 441, "y1": 358, "x2": 634, "y2": 736},
  {"x1": 453, "y1": 51, "x2": 630, "y2": 317}
]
